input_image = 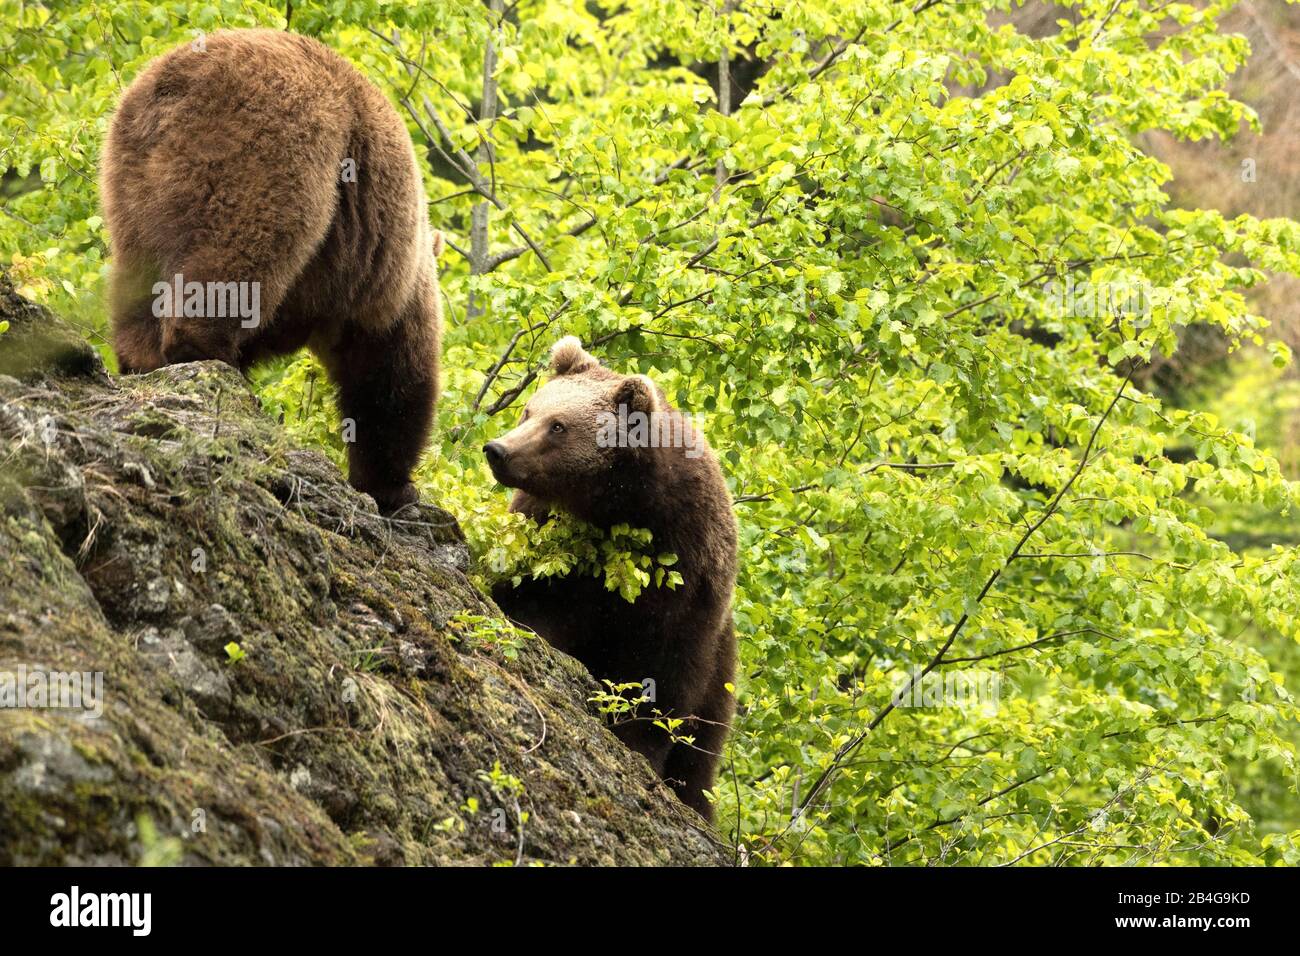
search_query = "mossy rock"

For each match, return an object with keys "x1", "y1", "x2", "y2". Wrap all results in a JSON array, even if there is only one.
[{"x1": 0, "y1": 272, "x2": 726, "y2": 866}]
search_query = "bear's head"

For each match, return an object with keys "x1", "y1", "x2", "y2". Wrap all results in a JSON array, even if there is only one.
[{"x1": 483, "y1": 336, "x2": 661, "y2": 509}]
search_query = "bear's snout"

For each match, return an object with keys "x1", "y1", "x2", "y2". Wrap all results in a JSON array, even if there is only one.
[{"x1": 484, "y1": 441, "x2": 515, "y2": 484}]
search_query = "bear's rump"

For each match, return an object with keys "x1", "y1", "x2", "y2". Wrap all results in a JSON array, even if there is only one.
[{"x1": 103, "y1": 30, "x2": 429, "y2": 349}]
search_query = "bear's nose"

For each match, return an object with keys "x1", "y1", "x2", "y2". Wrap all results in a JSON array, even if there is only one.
[{"x1": 483, "y1": 441, "x2": 507, "y2": 466}]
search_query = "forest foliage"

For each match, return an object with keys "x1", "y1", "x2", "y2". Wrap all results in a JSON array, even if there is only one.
[{"x1": 4, "y1": 0, "x2": 1300, "y2": 864}]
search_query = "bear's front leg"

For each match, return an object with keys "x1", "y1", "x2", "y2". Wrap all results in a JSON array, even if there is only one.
[
  {"x1": 112, "y1": 297, "x2": 166, "y2": 374},
  {"x1": 611, "y1": 719, "x2": 677, "y2": 778},
  {"x1": 154, "y1": 263, "x2": 251, "y2": 368},
  {"x1": 328, "y1": 306, "x2": 439, "y2": 515},
  {"x1": 161, "y1": 314, "x2": 241, "y2": 367},
  {"x1": 109, "y1": 256, "x2": 167, "y2": 373}
]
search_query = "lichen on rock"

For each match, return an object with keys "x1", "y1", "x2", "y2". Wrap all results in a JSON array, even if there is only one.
[{"x1": 0, "y1": 273, "x2": 726, "y2": 866}]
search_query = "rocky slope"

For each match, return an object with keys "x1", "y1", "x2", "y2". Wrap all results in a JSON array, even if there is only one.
[{"x1": 0, "y1": 274, "x2": 727, "y2": 865}]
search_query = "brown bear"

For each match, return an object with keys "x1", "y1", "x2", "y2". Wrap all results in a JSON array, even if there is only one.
[
  {"x1": 100, "y1": 28, "x2": 442, "y2": 513},
  {"x1": 484, "y1": 337, "x2": 738, "y2": 821}
]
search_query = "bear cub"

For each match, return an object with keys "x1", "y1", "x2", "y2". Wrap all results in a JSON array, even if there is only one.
[
  {"x1": 101, "y1": 29, "x2": 443, "y2": 513},
  {"x1": 485, "y1": 337, "x2": 738, "y2": 821}
]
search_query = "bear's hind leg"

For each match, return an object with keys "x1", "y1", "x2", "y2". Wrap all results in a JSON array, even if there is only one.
[
  {"x1": 324, "y1": 297, "x2": 439, "y2": 514},
  {"x1": 661, "y1": 655, "x2": 736, "y2": 822},
  {"x1": 662, "y1": 716, "x2": 730, "y2": 823}
]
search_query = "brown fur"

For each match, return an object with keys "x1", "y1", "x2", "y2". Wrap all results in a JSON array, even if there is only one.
[
  {"x1": 485, "y1": 338, "x2": 738, "y2": 821},
  {"x1": 100, "y1": 29, "x2": 443, "y2": 512}
]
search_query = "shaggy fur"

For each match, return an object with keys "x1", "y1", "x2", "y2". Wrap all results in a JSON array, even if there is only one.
[
  {"x1": 100, "y1": 28, "x2": 443, "y2": 512},
  {"x1": 485, "y1": 338, "x2": 738, "y2": 820}
]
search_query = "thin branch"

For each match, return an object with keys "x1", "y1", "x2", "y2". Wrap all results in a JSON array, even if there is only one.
[
  {"x1": 791, "y1": 366, "x2": 1137, "y2": 821},
  {"x1": 938, "y1": 627, "x2": 1114, "y2": 665},
  {"x1": 473, "y1": 301, "x2": 570, "y2": 413},
  {"x1": 734, "y1": 461, "x2": 955, "y2": 503},
  {"x1": 758, "y1": 0, "x2": 945, "y2": 108},
  {"x1": 883, "y1": 771, "x2": 1047, "y2": 854}
]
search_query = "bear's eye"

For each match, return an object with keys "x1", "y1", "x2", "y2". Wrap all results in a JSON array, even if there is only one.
[{"x1": 550, "y1": 421, "x2": 566, "y2": 435}]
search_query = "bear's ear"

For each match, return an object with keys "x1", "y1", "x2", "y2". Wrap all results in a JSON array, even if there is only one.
[
  {"x1": 613, "y1": 374, "x2": 658, "y2": 415},
  {"x1": 550, "y1": 336, "x2": 599, "y2": 375},
  {"x1": 431, "y1": 230, "x2": 446, "y2": 259}
]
